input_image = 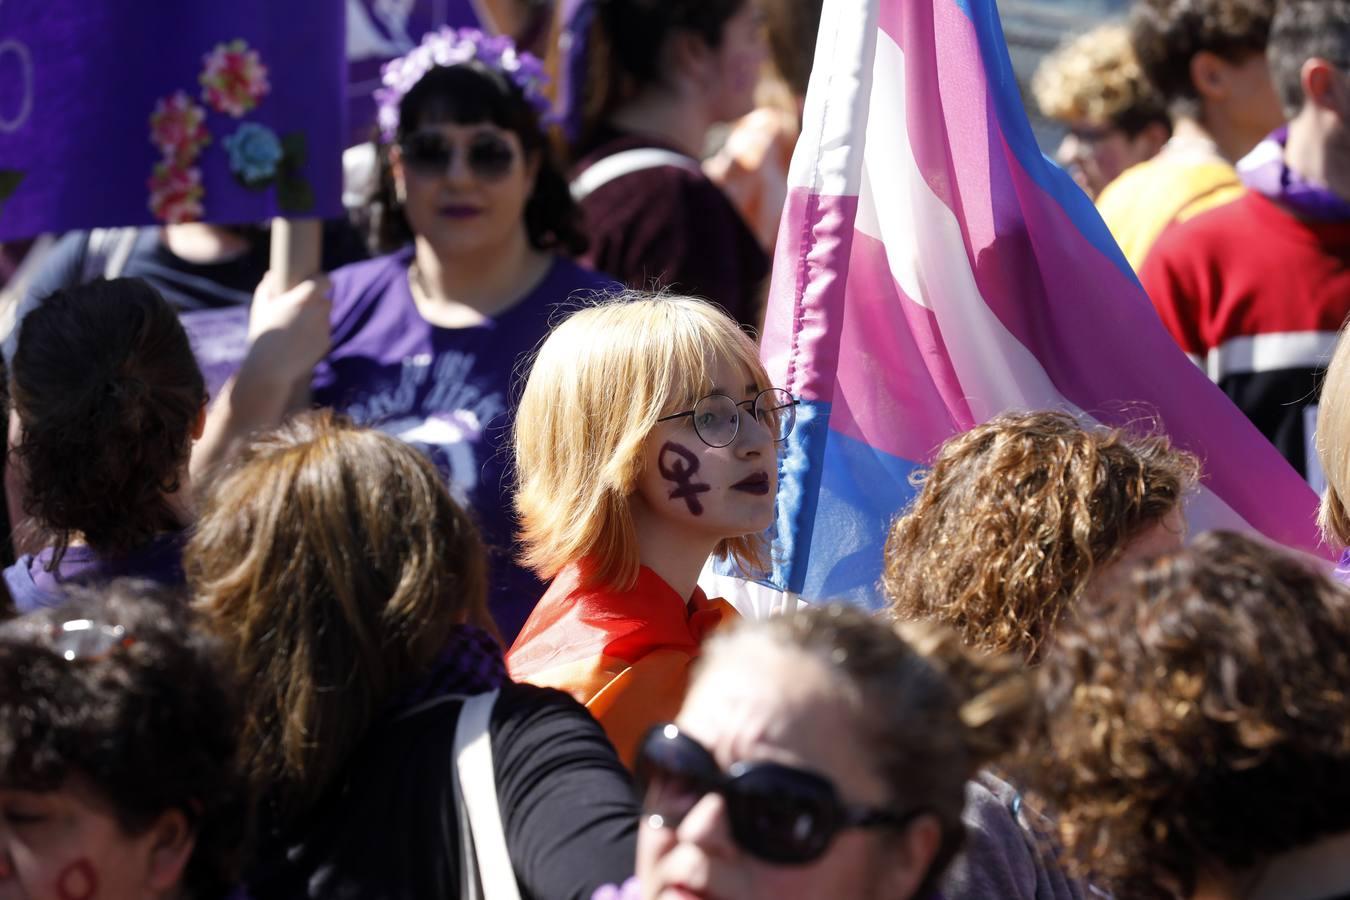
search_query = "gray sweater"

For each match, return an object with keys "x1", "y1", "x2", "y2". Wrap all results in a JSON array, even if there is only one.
[{"x1": 940, "y1": 771, "x2": 1094, "y2": 900}]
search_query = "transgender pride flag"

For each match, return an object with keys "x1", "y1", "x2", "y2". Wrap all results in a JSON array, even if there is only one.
[{"x1": 754, "y1": 0, "x2": 1327, "y2": 610}]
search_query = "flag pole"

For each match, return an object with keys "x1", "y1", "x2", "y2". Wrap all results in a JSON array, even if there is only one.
[{"x1": 269, "y1": 217, "x2": 321, "y2": 291}]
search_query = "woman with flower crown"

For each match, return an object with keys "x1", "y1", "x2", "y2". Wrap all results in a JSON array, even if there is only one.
[{"x1": 196, "y1": 29, "x2": 616, "y2": 641}]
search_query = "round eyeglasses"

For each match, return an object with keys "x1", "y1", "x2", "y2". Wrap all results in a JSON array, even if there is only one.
[{"x1": 656, "y1": 388, "x2": 799, "y2": 449}]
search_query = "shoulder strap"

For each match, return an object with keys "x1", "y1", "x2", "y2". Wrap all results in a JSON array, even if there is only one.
[
  {"x1": 452, "y1": 689, "x2": 522, "y2": 900},
  {"x1": 570, "y1": 147, "x2": 702, "y2": 201}
]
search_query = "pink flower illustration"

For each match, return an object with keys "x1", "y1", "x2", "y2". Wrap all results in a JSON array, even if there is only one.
[
  {"x1": 148, "y1": 91, "x2": 210, "y2": 164},
  {"x1": 147, "y1": 161, "x2": 205, "y2": 224},
  {"x1": 199, "y1": 39, "x2": 270, "y2": 118}
]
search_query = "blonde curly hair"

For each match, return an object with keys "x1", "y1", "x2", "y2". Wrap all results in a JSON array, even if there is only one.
[
  {"x1": 1023, "y1": 530, "x2": 1350, "y2": 899},
  {"x1": 1032, "y1": 22, "x2": 1168, "y2": 131},
  {"x1": 883, "y1": 410, "x2": 1199, "y2": 661}
]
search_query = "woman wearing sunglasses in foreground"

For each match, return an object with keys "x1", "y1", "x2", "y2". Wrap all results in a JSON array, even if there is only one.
[
  {"x1": 198, "y1": 28, "x2": 614, "y2": 642},
  {"x1": 507, "y1": 293, "x2": 795, "y2": 765},
  {"x1": 593, "y1": 605, "x2": 1031, "y2": 900},
  {"x1": 0, "y1": 582, "x2": 246, "y2": 899}
]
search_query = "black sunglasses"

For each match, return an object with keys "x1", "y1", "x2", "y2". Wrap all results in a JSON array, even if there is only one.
[
  {"x1": 635, "y1": 724, "x2": 920, "y2": 865},
  {"x1": 399, "y1": 130, "x2": 518, "y2": 182}
]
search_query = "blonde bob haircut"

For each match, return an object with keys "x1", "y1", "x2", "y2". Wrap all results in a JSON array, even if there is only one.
[
  {"x1": 1317, "y1": 327, "x2": 1350, "y2": 547},
  {"x1": 515, "y1": 291, "x2": 772, "y2": 590}
]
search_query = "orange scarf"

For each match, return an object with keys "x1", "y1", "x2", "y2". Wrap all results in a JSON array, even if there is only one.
[{"x1": 507, "y1": 559, "x2": 738, "y2": 766}]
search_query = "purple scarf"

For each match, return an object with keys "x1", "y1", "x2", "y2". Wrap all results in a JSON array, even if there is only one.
[
  {"x1": 392, "y1": 623, "x2": 509, "y2": 712},
  {"x1": 1238, "y1": 127, "x2": 1350, "y2": 222}
]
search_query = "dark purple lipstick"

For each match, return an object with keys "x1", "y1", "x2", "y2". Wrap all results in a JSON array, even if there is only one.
[{"x1": 731, "y1": 472, "x2": 770, "y2": 495}]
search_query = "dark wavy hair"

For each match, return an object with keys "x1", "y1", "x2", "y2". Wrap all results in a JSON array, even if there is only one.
[
  {"x1": 373, "y1": 61, "x2": 587, "y2": 257},
  {"x1": 1130, "y1": 0, "x2": 1275, "y2": 115},
  {"x1": 0, "y1": 581, "x2": 248, "y2": 900},
  {"x1": 1024, "y1": 530, "x2": 1350, "y2": 899},
  {"x1": 11, "y1": 278, "x2": 205, "y2": 564}
]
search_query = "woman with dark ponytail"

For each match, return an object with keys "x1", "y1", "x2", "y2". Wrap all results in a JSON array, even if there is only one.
[
  {"x1": 3, "y1": 277, "x2": 205, "y2": 611},
  {"x1": 560, "y1": 0, "x2": 771, "y2": 329}
]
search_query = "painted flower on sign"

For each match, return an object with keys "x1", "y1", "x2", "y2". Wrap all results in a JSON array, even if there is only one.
[
  {"x1": 200, "y1": 39, "x2": 270, "y2": 118},
  {"x1": 149, "y1": 91, "x2": 210, "y2": 164},
  {"x1": 147, "y1": 162, "x2": 204, "y2": 224},
  {"x1": 224, "y1": 122, "x2": 283, "y2": 185}
]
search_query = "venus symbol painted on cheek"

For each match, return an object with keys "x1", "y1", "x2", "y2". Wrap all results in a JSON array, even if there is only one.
[
  {"x1": 659, "y1": 442, "x2": 711, "y2": 515},
  {"x1": 56, "y1": 859, "x2": 98, "y2": 900}
]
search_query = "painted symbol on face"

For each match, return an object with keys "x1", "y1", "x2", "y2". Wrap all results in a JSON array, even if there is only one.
[
  {"x1": 658, "y1": 442, "x2": 711, "y2": 516},
  {"x1": 56, "y1": 859, "x2": 98, "y2": 900}
]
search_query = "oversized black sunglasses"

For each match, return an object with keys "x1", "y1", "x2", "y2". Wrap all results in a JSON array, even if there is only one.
[
  {"x1": 399, "y1": 130, "x2": 518, "y2": 182},
  {"x1": 656, "y1": 387, "x2": 799, "y2": 449},
  {"x1": 635, "y1": 723, "x2": 920, "y2": 866}
]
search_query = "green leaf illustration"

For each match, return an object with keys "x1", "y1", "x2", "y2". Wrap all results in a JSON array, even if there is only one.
[
  {"x1": 277, "y1": 175, "x2": 315, "y2": 214},
  {"x1": 280, "y1": 132, "x2": 308, "y2": 172},
  {"x1": 0, "y1": 170, "x2": 25, "y2": 204}
]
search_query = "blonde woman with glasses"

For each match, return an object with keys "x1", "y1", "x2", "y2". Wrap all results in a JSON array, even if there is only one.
[{"x1": 507, "y1": 292, "x2": 796, "y2": 765}]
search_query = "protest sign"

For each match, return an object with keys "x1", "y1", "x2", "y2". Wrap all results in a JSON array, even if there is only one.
[{"x1": 0, "y1": 0, "x2": 345, "y2": 240}]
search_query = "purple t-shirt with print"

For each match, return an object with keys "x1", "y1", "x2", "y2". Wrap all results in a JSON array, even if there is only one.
[
  {"x1": 3, "y1": 532, "x2": 188, "y2": 613},
  {"x1": 312, "y1": 248, "x2": 617, "y2": 640}
]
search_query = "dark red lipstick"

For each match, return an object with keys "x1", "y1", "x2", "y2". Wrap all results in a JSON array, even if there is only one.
[{"x1": 731, "y1": 472, "x2": 770, "y2": 495}]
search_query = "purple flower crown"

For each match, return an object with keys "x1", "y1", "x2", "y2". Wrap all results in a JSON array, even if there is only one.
[{"x1": 375, "y1": 27, "x2": 551, "y2": 142}]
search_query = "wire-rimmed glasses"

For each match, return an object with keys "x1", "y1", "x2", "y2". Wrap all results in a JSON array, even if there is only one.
[{"x1": 656, "y1": 388, "x2": 800, "y2": 448}]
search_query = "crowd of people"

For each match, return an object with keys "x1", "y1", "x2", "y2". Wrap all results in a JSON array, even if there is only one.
[{"x1": 2, "y1": 0, "x2": 1350, "y2": 897}]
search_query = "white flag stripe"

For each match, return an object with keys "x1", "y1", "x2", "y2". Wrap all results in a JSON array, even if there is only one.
[{"x1": 785, "y1": 0, "x2": 875, "y2": 197}]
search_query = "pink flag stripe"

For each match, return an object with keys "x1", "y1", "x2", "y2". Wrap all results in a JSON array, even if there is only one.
[
  {"x1": 761, "y1": 191, "x2": 860, "y2": 405},
  {"x1": 877, "y1": 0, "x2": 1325, "y2": 555}
]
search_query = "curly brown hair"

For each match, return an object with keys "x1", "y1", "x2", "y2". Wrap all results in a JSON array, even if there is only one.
[
  {"x1": 186, "y1": 411, "x2": 493, "y2": 829},
  {"x1": 11, "y1": 278, "x2": 205, "y2": 563},
  {"x1": 1022, "y1": 530, "x2": 1350, "y2": 900},
  {"x1": 1129, "y1": 0, "x2": 1275, "y2": 114},
  {"x1": 883, "y1": 411, "x2": 1199, "y2": 661},
  {"x1": 1033, "y1": 22, "x2": 1170, "y2": 136}
]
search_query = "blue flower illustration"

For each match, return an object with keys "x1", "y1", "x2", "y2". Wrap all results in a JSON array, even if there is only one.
[{"x1": 223, "y1": 122, "x2": 283, "y2": 185}]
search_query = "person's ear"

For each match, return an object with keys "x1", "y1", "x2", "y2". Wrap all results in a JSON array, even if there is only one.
[
  {"x1": 388, "y1": 142, "x2": 408, "y2": 204},
  {"x1": 881, "y1": 813, "x2": 943, "y2": 900},
  {"x1": 1302, "y1": 58, "x2": 1344, "y2": 114},
  {"x1": 1131, "y1": 120, "x2": 1173, "y2": 162},
  {"x1": 1190, "y1": 51, "x2": 1231, "y2": 104},
  {"x1": 192, "y1": 401, "x2": 207, "y2": 442},
  {"x1": 142, "y1": 808, "x2": 197, "y2": 894},
  {"x1": 665, "y1": 28, "x2": 716, "y2": 91}
]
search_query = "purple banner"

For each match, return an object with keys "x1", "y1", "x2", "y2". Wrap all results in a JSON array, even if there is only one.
[
  {"x1": 0, "y1": 1, "x2": 346, "y2": 240},
  {"x1": 346, "y1": 0, "x2": 482, "y2": 145}
]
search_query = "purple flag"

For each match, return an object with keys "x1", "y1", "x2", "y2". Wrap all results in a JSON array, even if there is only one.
[
  {"x1": 0, "y1": 1, "x2": 346, "y2": 240},
  {"x1": 755, "y1": 0, "x2": 1328, "y2": 609}
]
